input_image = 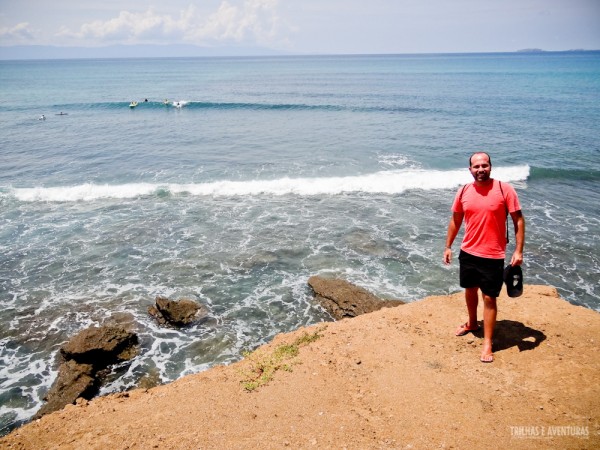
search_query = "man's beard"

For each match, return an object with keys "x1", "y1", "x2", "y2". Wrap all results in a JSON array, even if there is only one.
[{"x1": 473, "y1": 171, "x2": 490, "y2": 182}]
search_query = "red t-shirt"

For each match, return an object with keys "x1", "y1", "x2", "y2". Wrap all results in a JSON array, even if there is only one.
[{"x1": 451, "y1": 179, "x2": 521, "y2": 259}]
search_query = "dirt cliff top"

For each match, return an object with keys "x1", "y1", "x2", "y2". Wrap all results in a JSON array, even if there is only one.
[{"x1": 2, "y1": 285, "x2": 599, "y2": 449}]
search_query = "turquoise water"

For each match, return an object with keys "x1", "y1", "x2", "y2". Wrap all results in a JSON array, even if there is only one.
[{"x1": 1, "y1": 52, "x2": 599, "y2": 434}]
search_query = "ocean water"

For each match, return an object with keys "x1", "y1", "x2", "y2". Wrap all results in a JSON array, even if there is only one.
[{"x1": 1, "y1": 52, "x2": 599, "y2": 434}]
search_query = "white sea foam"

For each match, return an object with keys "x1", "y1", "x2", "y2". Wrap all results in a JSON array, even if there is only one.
[
  {"x1": 10, "y1": 166, "x2": 530, "y2": 202},
  {"x1": 378, "y1": 153, "x2": 414, "y2": 168},
  {"x1": 13, "y1": 183, "x2": 157, "y2": 202}
]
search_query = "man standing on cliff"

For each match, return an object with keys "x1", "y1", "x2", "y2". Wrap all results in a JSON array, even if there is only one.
[{"x1": 443, "y1": 152, "x2": 525, "y2": 362}]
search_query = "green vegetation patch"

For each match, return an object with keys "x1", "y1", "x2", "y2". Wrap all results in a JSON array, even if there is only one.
[{"x1": 240, "y1": 327, "x2": 325, "y2": 392}]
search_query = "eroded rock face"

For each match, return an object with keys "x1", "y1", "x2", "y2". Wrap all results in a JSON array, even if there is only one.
[
  {"x1": 148, "y1": 296, "x2": 208, "y2": 327},
  {"x1": 35, "y1": 325, "x2": 138, "y2": 419},
  {"x1": 308, "y1": 276, "x2": 404, "y2": 320},
  {"x1": 34, "y1": 360, "x2": 95, "y2": 419},
  {"x1": 61, "y1": 326, "x2": 138, "y2": 366}
]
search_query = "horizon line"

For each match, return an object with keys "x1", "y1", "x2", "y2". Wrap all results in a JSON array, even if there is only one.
[{"x1": 1, "y1": 46, "x2": 599, "y2": 62}]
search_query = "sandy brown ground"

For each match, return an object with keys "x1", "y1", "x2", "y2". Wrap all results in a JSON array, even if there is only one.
[{"x1": 2, "y1": 284, "x2": 599, "y2": 449}]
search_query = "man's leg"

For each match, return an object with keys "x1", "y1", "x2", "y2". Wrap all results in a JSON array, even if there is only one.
[
  {"x1": 455, "y1": 287, "x2": 480, "y2": 335},
  {"x1": 481, "y1": 294, "x2": 497, "y2": 362},
  {"x1": 465, "y1": 287, "x2": 479, "y2": 328}
]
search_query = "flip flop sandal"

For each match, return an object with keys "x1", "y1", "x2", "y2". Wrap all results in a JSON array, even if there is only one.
[{"x1": 455, "y1": 322, "x2": 480, "y2": 336}]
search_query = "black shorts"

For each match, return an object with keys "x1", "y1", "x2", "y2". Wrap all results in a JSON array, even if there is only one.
[{"x1": 459, "y1": 250, "x2": 504, "y2": 298}]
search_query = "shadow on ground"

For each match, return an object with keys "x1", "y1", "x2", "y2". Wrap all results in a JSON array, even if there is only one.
[{"x1": 492, "y1": 320, "x2": 547, "y2": 352}]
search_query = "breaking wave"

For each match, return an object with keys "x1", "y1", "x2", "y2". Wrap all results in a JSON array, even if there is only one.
[{"x1": 8, "y1": 165, "x2": 530, "y2": 203}]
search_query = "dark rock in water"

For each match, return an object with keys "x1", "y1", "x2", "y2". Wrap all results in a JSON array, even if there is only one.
[
  {"x1": 34, "y1": 360, "x2": 96, "y2": 419},
  {"x1": 148, "y1": 296, "x2": 208, "y2": 327},
  {"x1": 61, "y1": 325, "x2": 138, "y2": 367},
  {"x1": 137, "y1": 367, "x2": 163, "y2": 390},
  {"x1": 35, "y1": 325, "x2": 138, "y2": 419},
  {"x1": 308, "y1": 275, "x2": 404, "y2": 320}
]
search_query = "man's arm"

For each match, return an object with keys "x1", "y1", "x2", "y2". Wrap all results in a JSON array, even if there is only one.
[
  {"x1": 444, "y1": 212, "x2": 464, "y2": 265},
  {"x1": 510, "y1": 210, "x2": 525, "y2": 266}
]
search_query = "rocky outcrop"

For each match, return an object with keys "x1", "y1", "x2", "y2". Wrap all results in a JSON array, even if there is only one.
[
  {"x1": 34, "y1": 361, "x2": 96, "y2": 419},
  {"x1": 148, "y1": 296, "x2": 208, "y2": 327},
  {"x1": 35, "y1": 325, "x2": 138, "y2": 419},
  {"x1": 60, "y1": 325, "x2": 138, "y2": 366},
  {"x1": 308, "y1": 276, "x2": 404, "y2": 320}
]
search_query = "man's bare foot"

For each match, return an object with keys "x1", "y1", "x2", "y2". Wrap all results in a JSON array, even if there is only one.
[
  {"x1": 480, "y1": 342, "x2": 494, "y2": 363},
  {"x1": 455, "y1": 322, "x2": 480, "y2": 336}
]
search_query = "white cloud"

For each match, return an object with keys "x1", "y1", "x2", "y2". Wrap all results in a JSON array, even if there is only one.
[
  {"x1": 189, "y1": 0, "x2": 282, "y2": 43},
  {"x1": 56, "y1": 1, "x2": 286, "y2": 46},
  {"x1": 0, "y1": 22, "x2": 36, "y2": 43},
  {"x1": 57, "y1": 8, "x2": 187, "y2": 42},
  {"x1": 3, "y1": 0, "x2": 597, "y2": 53}
]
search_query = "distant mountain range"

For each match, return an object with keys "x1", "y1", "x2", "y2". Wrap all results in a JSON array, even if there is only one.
[
  {"x1": 1, "y1": 45, "x2": 597, "y2": 60},
  {"x1": 0, "y1": 44, "x2": 288, "y2": 60},
  {"x1": 516, "y1": 48, "x2": 592, "y2": 53}
]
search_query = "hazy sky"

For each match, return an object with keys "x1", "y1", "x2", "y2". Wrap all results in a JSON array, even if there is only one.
[{"x1": 1, "y1": 0, "x2": 599, "y2": 54}]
